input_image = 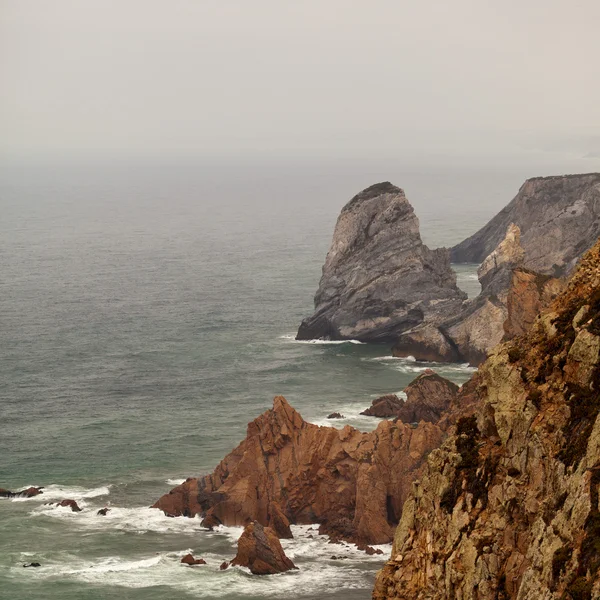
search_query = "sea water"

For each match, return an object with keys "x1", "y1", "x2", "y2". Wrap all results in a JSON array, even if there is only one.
[{"x1": 0, "y1": 157, "x2": 589, "y2": 599}]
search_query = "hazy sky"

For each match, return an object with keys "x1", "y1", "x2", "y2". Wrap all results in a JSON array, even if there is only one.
[{"x1": 1, "y1": 0, "x2": 599, "y2": 161}]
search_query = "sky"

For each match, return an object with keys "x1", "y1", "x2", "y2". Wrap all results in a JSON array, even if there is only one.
[{"x1": 1, "y1": 0, "x2": 599, "y2": 162}]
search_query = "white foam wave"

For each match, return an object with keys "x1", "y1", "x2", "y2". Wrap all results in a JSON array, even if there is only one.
[
  {"x1": 33, "y1": 504, "x2": 214, "y2": 534},
  {"x1": 15, "y1": 524, "x2": 389, "y2": 596},
  {"x1": 279, "y1": 334, "x2": 364, "y2": 345},
  {"x1": 166, "y1": 478, "x2": 186, "y2": 486},
  {"x1": 367, "y1": 355, "x2": 416, "y2": 362},
  {"x1": 10, "y1": 484, "x2": 110, "y2": 503}
]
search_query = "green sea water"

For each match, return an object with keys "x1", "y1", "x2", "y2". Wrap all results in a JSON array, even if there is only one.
[{"x1": 0, "y1": 158, "x2": 585, "y2": 599}]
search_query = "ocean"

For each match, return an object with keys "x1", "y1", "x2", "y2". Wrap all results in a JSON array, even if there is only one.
[{"x1": 0, "y1": 156, "x2": 592, "y2": 599}]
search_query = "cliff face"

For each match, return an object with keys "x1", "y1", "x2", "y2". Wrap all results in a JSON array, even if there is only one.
[
  {"x1": 393, "y1": 225, "x2": 563, "y2": 365},
  {"x1": 153, "y1": 396, "x2": 444, "y2": 546},
  {"x1": 297, "y1": 182, "x2": 466, "y2": 343},
  {"x1": 374, "y1": 239, "x2": 600, "y2": 599},
  {"x1": 451, "y1": 173, "x2": 600, "y2": 275}
]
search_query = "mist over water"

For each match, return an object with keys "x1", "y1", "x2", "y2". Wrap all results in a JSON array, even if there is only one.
[{"x1": 0, "y1": 157, "x2": 593, "y2": 598}]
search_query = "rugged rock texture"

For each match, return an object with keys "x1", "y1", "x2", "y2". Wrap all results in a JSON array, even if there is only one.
[
  {"x1": 393, "y1": 225, "x2": 562, "y2": 366},
  {"x1": 153, "y1": 396, "x2": 443, "y2": 545},
  {"x1": 361, "y1": 395, "x2": 404, "y2": 418},
  {"x1": 297, "y1": 182, "x2": 466, "y2": 343},
  {"x1": 451, "y1": 173, "x2": 600, "y2": 275},
  {"x1": 373, "y1": 238, "x2": 600, "y2": 600},
  {"x1": 231, "y1": 522, "x2": 296, "y2": 575},
  {"x1": 396, "y1": 370, "x2": 459, "y2": 424},
  {"x1": 504, "y1": 268, "x2": 564, "y2": 339}
]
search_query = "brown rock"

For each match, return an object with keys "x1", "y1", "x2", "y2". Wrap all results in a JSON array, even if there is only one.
[
  {"x1": 0, "y1": 486, "x2": 43, "y2": 498},
  {"x1": 57, "y1": 499, "x2": 82, "y2": 512},
  {"x1": 267, "y1": 501, "x2": 293, "y2": 539},
  {"x1": 373, "y1": 238, "x2": 600, "y2": 600},
  {"x1": 219, "y1": 561, "x2": 229, "y2": 570},
  {"x1": 503, "y1": 268, "x2": 564, "y2": 339},
  {"x1": 180, "y1": 553, "x2": 206, "y2": 566},
  {"x1": 231, "y1": 522, "x2": 296, "y2": 575},
  {"x1": 326, "y1": 412, "x2": 344, "y2": 419},
  {"x1": 153, "y1": 396, "x2": 443, "y2": 546},
  {"x1": 396, "y1": 369, "x2": 459, "y2": 424},
  {"x1": 360, "y1": 395, "x2": 404, "y2": 418},
  {"x1": 97, "y1": 507, "x2": 110, "y2": 516},
  {"x1": 201, "y1": 514, "x2": 222, "y2": 530}
]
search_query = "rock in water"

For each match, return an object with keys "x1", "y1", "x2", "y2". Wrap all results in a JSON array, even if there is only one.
[
  {"x1": 231, "y1": 522, "x2": 296, "y2": 575},
  {"x1": 180, "y1": 553, "x2": 206, "y2": 566},
  {"x1": 152, "y1": 396, "x2": 443, "y2": 545},
  {"x1": 57, "y1": 499, "x2": 82, "y2": 512},
  {"x1": 326, "y1": 412, "x2": 344, "y2": 419},
  {"x1": 373, "y1": 239, "x2": 600, "y2": 599},
  {"x1": 360, "y1": 395, "x2": 404, "y2": 418},
  {"x1": 396, "y1": 369, "x2": 458, "y2": 424},
  {"x1": 451, "y1": 172, "x2": 600, "y2": 274},
  {"x1": 296, "y1": 182, "x2": 466, "y2": 342}
]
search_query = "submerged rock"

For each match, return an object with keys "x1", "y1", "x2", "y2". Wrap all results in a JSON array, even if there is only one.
[
  {"x1": 153, "y1": 396, "x2": 443, "y2": 545},
  {"x1": 56, "y1": 499, "x2": 82, "y2": 512},
  {"x1": 22, "y1": 562, "x2": 41, "y2": 568},
  {"x1": 374, "y1": 238, "x2": 600, "y2": 599},
  {"x1": 231, "y1": 522, "x2": 296, "y2": 575},
  {"x1": 360, "y1": 395, "x2": 404, "y2": 418},
  {"x1": 96, "y1": 507, "x2": 110, "y2": 516},
  {"x1": 0, "y1": 486, "x2": 43, "y2": 498},
  {"x1": 296, "y1": 182, "x2": 466, "y2": 343}
]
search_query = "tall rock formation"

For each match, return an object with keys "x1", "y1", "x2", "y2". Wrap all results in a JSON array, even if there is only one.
[
  {"x1": 296, "y1": 182, "x2": 466, "y2": 343},
  {"x1": 451, "y1": 173, "x2": 600, "y2": 275},
  {"x1": 373, "y1": 238, "x2": 600, "y2": 599},
  {"x1": 153, "y1": 396, "x2": 444, "y2": 546}
]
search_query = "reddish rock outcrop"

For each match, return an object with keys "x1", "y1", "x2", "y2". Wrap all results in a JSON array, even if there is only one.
[
  {"x1": 360, "y1": 395, "x2": 403, "y2": 418},
  {"x1": 503, "y1": 267, "x2": 564, "y2": 339},
  {"x1": 0, "y1": 486, "x2": 43, "y2": 498},
  {"x1": 396, "y1": 369, "x2": 459, "y2": 424},
  {"x1": 153, "y1": 396, "x2": 443, "y2": 545},
  {"x1": 180, "y1": 553, "x2": 206, "y2": 566},
  {"x1": 231, "y1": 522, "x2": 296, "y2": 575},
  {"x1": 57, "y1": 499, "x2": 82, "y2": 512}
]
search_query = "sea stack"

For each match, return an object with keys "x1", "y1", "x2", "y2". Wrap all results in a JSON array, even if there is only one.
[{"x1": 296, "y1": 182, "x2": 466, "y2": 343}]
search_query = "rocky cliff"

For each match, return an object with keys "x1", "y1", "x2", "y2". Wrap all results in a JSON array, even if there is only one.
[
  {"x1": 393, "y1": 225, "x2": 563, "y2": 365},
  {"x1": 373, "y1": 238, "x2": 600, "y2": 599},
  {"x1": 451, "y1": 173, "x2": 600, "y2": 275},
  {"x1": 297, "y1": 182, "x2": 466, "y2": 343},
  {"x1": 153, "y1": 395, "x2": 445, "y2": 546}
]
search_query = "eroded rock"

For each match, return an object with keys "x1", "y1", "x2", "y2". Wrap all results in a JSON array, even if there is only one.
[
  {"x1": 180, "y1": 553, "x2": 206, "y2": 566},
  {"x1": 231, "y1": 522, "x2": 296, "y2": 575},
  {"x1": 153, "y1": 396, "x2": 443, "y2": 545},
  {"x1": 361, "y1": 395, "x2": 404, "y2": 418}
]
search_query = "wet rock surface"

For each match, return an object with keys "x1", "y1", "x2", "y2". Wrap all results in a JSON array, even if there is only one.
[{"x1": 231, "y1": 522, "x2": 296, "y2": 575}]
